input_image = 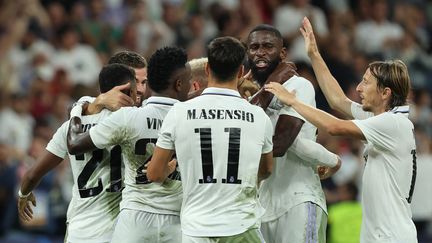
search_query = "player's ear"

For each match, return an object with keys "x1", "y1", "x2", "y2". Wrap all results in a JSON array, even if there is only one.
[
  {"x1": 175, "y1": 78, "x2": 182, "y2": 92},
  {"x1": 280, "y1": 47, "x2": 287, "y2": 61},
  {"x1": 205, "y1": 62, "x2": 210, "y2": 77},
  {"x1": 192, "y1": 81, "x2": 200, "y2": 91},
  {"x1": 382, "y1": 87, "x2": 392, "y2": 101}
]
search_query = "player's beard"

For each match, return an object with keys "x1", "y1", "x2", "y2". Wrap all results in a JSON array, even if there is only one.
[{"x1": 248, "y1": 58, "x2": 280, "y2": 87}]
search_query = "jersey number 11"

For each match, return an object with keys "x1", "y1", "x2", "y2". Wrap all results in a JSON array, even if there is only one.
[{"x1": 195, "y1": 127, "x2": 242, "y2": 184}]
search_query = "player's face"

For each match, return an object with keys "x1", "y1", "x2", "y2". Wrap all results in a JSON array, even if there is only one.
[
  {"x1": 356, "y1": 68, "x2": 382, "y2": 113},
  {"x1": 247, "y1": 31, "x2": 284, "y2": 85},
  {"x1": 134, "y1": 67, "x2": 148, "y2": 106}
]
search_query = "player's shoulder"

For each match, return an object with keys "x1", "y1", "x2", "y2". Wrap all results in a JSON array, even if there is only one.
[
  {"x1": 283, "y1": 75, "x2": 314, "y2": 89},
  {"x1": 53, "y1": 119, "x2": 70, "y2": 136},
  {"x1": 113, "y1": 106, "x2": 145, "y2": 120},
  {"x1": 80, "y1": 108, "x2": 112, "y2": 122},
  {"x1": 242, "y1": 102, "x2": 271, "y2": 122}
]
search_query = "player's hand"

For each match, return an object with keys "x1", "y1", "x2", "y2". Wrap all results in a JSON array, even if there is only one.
[
  {"x1": 264, "y1": 61, "x2": 298, "y2": 85},
  {"x1": 264, "y1": 82, "x2": 297, "y2": 106},
  {"x1": 238, "y1": 70, "x2": 260, "y2": 99},
  {"x1": 94, "y1": 83, "x2": 134, "y2": 112},
  {"x1": 317, "y1": 157, "x2": 341, "y2": 180},
  {"x1": 300, "y1": 17, "x2": 319, "y2": 57},
  {"x1": 17, "y1": 192, "x2": 36, "y2": 221}
]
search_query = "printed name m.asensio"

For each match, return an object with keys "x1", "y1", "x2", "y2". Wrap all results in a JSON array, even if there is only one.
[{"x1": 187, "y1": 109, "x2": 254, "y2": 123}]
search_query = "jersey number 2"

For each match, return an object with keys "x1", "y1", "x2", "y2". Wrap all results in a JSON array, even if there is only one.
[
  {"x1": 75, "y1": 145, "x2": 122, "y2": 198},
  {"x1": 195, "y1": 127, "x2": 241, "y2": 184}
]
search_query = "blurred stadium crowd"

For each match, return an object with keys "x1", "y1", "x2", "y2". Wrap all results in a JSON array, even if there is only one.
[{"x1": 0, "y1": 0, "x2": 432, "y2": 242}]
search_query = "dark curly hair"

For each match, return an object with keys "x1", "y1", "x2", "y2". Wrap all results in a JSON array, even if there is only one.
[
  {"x1": 147, "y1": 47, "x2": 187, "y2": 93},
  {"x1": 248, "y1": 24, "x2": 283, "y2": 41}
]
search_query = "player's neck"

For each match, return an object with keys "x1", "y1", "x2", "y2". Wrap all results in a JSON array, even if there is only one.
[
  {"x1": 150, "y1": 91, "x2": 178, "y2": 101},
  {"x1": 207, "y1": 79, "x2": 238, "y2": 91}
]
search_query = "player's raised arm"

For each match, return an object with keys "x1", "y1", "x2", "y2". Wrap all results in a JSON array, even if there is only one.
[{"x1": 301, "y1": 17, "x2": 354, "y2": 118}]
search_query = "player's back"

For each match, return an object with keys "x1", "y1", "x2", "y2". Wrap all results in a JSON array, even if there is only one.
[
  {"x1": 47, "y1": 109, "x2": 122, "y2": 242},
  {"x1": 89, "y1": 96, "x2": 182, "y2": 215},
  {"x1": 169, "y1": 88, "x2": 272, "y2": 237},
  {"x1": 355, "y1": 110, "x2": 417, "y2": 242}
]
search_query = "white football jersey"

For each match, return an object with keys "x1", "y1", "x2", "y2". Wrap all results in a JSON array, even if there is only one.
[
  {"x1": 156, "y1": 87, "x2": 273, "y2": 237},
  {"x1": 46, "y1": 109, "x2": 122, "y2": 242},
  {"x1": 351, "y1": 104, "x2": 417, "y2": 243},
  {"x1": 259, "y1": 75, "x2": 327, "y2": 222},
  {"x1": 89, "y1": 97, "x2": 182, "y2": 215}
]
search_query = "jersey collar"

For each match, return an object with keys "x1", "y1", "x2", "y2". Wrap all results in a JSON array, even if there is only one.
[
  {"x1": 389, "y1": 105, "x2": 410, "y2": 117},
  {"x1": 146, "y1": 96, "x2": 179, "y2": 106},
  {"x1": 201, "y1": 87, "x2": 242, "y2": 98}
]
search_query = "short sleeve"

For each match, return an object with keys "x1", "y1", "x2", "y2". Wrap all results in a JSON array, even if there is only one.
[
  {"x1": 89, "y1": 108, "x2": 129, "y2": 149},
  {"x1": 76, "y1": 96, "x2": 96, "y2": 104},
  {"x1": 156, "y1": 107, "x2": 177, "y2": 150},
  {"x1": 262, "y1": 115, "x2": 273, "y2": 154},
  {"x1": 351, "y1": 102, "x2": 374, "y2": 120},
  {"x1": 279, "y1": 77, "x2": 315, "y2": 122},
  {"x1": 352, "y1": 113, "x2": 396, "y2": 151},
  {"x1": 46, "y1": 122, "x2": 69, "y2": 159}
]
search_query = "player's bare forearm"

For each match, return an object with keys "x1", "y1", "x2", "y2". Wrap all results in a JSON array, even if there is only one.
[
  {"x1": 67, "y1": 116, "x2": 97, "y2": 155},
  {"x1": 291, "y1": 99, "x2": 365, "y2": 139},
  {"x1": 20, "y1": 150, "x2": 63, "y2": 195},
  {"x1": 84, "y1": 100, "x2": 103, "y2": 115},
  {"x1": 273, "y1": 115, "x2": 304, "y2": 157},
  {"x1": 18, "y1": 151, "x2": 63, "y2": 221},
  {"x1": 309, "y1": 52, "x2": 353, "y2": 117},
  {"x1": 20, "y1": 151, "x2": 63, "y2": 199},
  {"x1": 147, "y1": 146, "x2": 175, "y2": 183},
  {"x1": 258, "y1": 152, "x2": 273, "y2": 183}
]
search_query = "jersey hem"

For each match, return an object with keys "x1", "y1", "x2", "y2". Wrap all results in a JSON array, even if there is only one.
[
  {"x1": 120, "y1": 204, "x2": 180, "y2": 216},
  {"x1": 261, "y1": 198, "x2": 327, "y2": 222},
  {"x1": 181, "y1": 224, "x2": 259, "y2": 237}
]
